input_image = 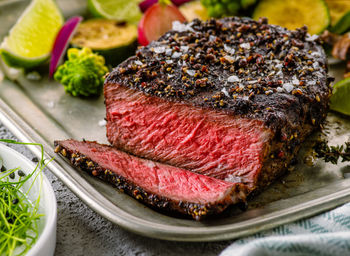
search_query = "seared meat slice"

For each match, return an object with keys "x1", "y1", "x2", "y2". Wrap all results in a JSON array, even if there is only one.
[{"x1": 54, "y1": 139, "x2": 248, "y2": 220}]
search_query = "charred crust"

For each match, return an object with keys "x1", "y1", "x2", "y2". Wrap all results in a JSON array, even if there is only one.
[
  {"x1": 54, "y1": 141, "x2": 246, "y2": 220},
  {"x1": 105, "y1": 17, "x2": 331, "y2": 134}
]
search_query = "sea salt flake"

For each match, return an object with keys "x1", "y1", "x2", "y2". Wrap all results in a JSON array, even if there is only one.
[
  {"x1": 276, "y1": 87, "x2": 284, "y2": 93},
  {"x1": 209, "y1": 35, "x2": 217, "y2": 42},
  {"x1": 283, "y1": 83, "x2": 294, "y2": 93},
  {"x1": 47, "y1": 101, "x2": 55, "y2": 108},
  {"x1": 227, "y1": 75, "x2": 240, "y2": 83},
  {"x1": 276, "y1": 70, "x2": 283, "y2": 77},
  {"x1": 308, "y1": 80, "x2": 317, "y2": 86},
  {"x1": 311, "y1": 51, "x2": 321, "y2": 57},
  {"x1": 248, "y1": 80, "x2": 258, "y2": 84},
  {"x1": 275, "y1": 63, "x2": 283, "y2": 69},
  {"x1": 180, "y1": 46, "x2": 189, "y2": 52},
  {"x1": 306, "y1": 34, "x2": 319, "y2": 42},
  {"x1": 172, "y1": 21, "x2": 193, "y2": 32},
  {"x1": 98, "y1": 119, "x2": 107, "y2": 127},
  {"x1": 292, "y1": 78, "x2": 299, "y2": 85},
  {"x1": 153, "y1": 46, "x2": 166, "y2": 54},
  {"x1": 26, "y1": 71, "x2": 41, "y2": 81},
  {"x1": 221, "y1": 87, "x2": 230, "y2": 97},
  {"x1": 223, "y1": 55, "x2": 235, "y2": 63},
  {"x1": 239, "y1": 43, "x2": 251, "y2": 49},
  {"x1": 224, "y1": 44, "x2": 235, "y2": 55},
  {"x1": 165, "y1": 48, "x2": 173, "y2": 56},
  {"x1": 134, "y1": 60, "x2": 143, "y2": 65},
  {"x1": 172, "y1": 52, "x2": 182, "y2": 58},
  {"x1": 186, "y1": 69, "x2": 196, "y2": 76}
]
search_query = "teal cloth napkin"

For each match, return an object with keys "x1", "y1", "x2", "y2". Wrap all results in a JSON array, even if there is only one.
[{"x1": 221, "y1": 203, "x2": 350, "y2": 256}]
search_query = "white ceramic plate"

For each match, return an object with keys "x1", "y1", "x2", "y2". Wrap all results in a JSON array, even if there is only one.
[{"x1": 0, "y1": 143, "x2": 57, "y2": 256}]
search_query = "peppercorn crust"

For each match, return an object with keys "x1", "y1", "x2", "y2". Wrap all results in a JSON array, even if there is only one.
[{"x1": 106, "y1": 17, "x2": 331, "y2": 132}]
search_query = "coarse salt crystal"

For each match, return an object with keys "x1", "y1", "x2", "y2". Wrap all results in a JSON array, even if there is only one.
[
  {"x1": 313, "y1": 62, "x2": 320, "y2": 69},
  {"x1": 308, "y1": 80, "x2": 317, "y2": 86},
  {"x1": 276, "y1": 70, "x2": 283, "y2": 77},
  {"x1": 276, "y1": 87, "x2": 284, "y2": 93},
  {"x1": 227, "y1": 75, "x2": 240, "y2": 83},
  {"x1": 306, "y1": 34, "x2": 319, "y2": 42},
  {"x1": 221, "y1": 87, "x2": 230, "y2": 97},
  {"x1": 223, "y1": 55, "x2": 235, "y2": 63},
  {"x1": 134, "y1": 60, "x2": 143, "y2": 65},
  {"x1": 153, "y1": 46, "x2": 166, "y2": 54},
  {"x1": 172, "y1": 21, "x2": 193, "y2": 32},
  {"x1": 224, "y1": 44, "x2": 235, "y2": 55},
  {"x1": 239, "y1": 43, "x2": 250, "y2": 49},
  {"x1": 172, "y1": 52, "x2": 182, "y2": 58},
  {"x1": 165, "y1": 48, "x2": 172, "y2": 56},
  {"x1": 292, "y1": 78, "x2": 299, "y2": 85},
  {"x1": 98, "y1": 119, "x2": 107, "y2": 127},
  {"x1": 186, "y1": 69, "x2": 195, "y2": 76},
  {"x1": 275, "y1": 63, "x2": 283, "y2": 69},
  {"x1": 180, "y1": 46, "x2": 189, "y2": 52},
  {"x1": 283, "y1": 83, "x2": 294, "y2": 93},
  {"x1": 209, "y1": 35, "x2": 217, "y2": 42}
]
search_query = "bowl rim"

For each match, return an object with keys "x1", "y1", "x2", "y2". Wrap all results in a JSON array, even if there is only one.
[{"x1": 0, "y1": 143, "x2": 57, "y2": 256}]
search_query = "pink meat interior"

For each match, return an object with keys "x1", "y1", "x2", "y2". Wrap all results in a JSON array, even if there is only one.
[
  {"x1": 106, "y1": 84, "x2": 271, "y2": 184},
  {"x1": 60, "y1": 140, "x2": 235, "y2": 204}
]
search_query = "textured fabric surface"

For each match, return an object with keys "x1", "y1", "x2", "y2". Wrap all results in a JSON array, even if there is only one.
[{"x1": 221, "y1": 203, "x2": 350, "y2": 256}]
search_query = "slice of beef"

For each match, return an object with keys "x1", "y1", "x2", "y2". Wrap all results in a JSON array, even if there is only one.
[
  {"x1": 54, "y1": 139, "x2": 248, "y2": 220},
  {"x1": 104, "y1": 17, "x2": 331, "y2": 191}
]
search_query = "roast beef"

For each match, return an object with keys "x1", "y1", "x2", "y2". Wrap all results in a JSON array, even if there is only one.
[
  {"x1": 54, "y1": 139, "x2": 248, "y2": 220},
  {"x1": 104, "y1": 17, "x2": 331, "y2": 192}
]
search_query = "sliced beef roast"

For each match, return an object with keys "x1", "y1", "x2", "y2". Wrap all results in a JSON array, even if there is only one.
[
  {"x1": 54, "y1": 139, "x2": 248, "y2": 220},
  {"x1": 104, "y1": 17, "x2": 331, "y2": 191}
]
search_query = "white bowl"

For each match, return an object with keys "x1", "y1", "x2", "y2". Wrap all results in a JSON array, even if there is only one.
[{"x1": 0, "y1": 143, "x2": 57, "y2": 256}]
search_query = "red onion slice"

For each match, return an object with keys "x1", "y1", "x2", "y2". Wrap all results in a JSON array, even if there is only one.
[
  {"x1": 139, "y1": 0, "x2": 192, "y2": 13},
  {"x1": 171, "y1": 0, "x2": 192, "y2": 6},
  {"x1": 49, "y1": 16, "x2": 83, "y2": 78},
  {"x1": 139, "y1": 0, "x2": 158, "y2": 12}
]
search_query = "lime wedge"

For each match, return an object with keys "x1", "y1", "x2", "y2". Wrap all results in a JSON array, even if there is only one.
[
  {"x1": 330, "y1": 78, "x2": 350, "y2": 116},
  {"x1": 0, "y1": 0, "x2": 64, "y2": 69},
  {"x1": 88, "y1": 0, "x2": 142, "y2": 24}
]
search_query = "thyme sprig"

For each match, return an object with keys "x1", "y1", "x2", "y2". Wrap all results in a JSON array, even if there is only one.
[{"x1": 314, "y1": 141, "x2": 350, "y2": 164}]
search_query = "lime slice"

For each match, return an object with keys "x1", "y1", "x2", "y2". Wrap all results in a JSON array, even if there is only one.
[
  {"x1": 88, "y1": 0, "x2": 142, "y2": 24},
  {"x1": 330, "y1": 78, "x2": 350, "y2": 116},
  {"x1": 0, "y1": 0, "x2": 64, "y2": 69}
]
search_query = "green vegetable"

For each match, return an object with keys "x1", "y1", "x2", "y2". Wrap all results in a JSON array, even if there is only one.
[
  {"x1": 200, "y1": 0, "x2": 256, "y2": 18},
  {"x1": 325, "y1": 0, "x2": 350, "y2": 26},
  {"x1": 330, "y1": 77, "x2": 350, "y2": 116},
  {"x1": 253, "y1": 0, "x2": 330, "y2": 35},
  {"x1": 0, "y1": 140, "x2": 51, "y2": 256},
  {"x1": 330, "y1": 11, "x2": 350, "y2": 34},
  {"x1": 54, "y1": 47, "x2": 108, "y2": 97},
  {"x1": 70, "y1": 19, "x2": 137, "y2": 66}
]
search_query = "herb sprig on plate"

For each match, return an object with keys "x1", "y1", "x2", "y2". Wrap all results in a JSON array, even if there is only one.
[{"x1": 314, "y1": 140, "x2": 350, "y2": 164}]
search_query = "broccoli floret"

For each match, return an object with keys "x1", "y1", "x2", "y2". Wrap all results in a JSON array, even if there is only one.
[
  {"x1": 54, "y1": 48, "x2": 108, "y2": 97},
  {"x1": 201, "y1": 0, "x2": 256, "y2": 18}
]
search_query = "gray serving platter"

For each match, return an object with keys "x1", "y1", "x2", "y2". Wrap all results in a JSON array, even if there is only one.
[{"x1": 1, "y1": 0, "x2": 350, "y2": 242}]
